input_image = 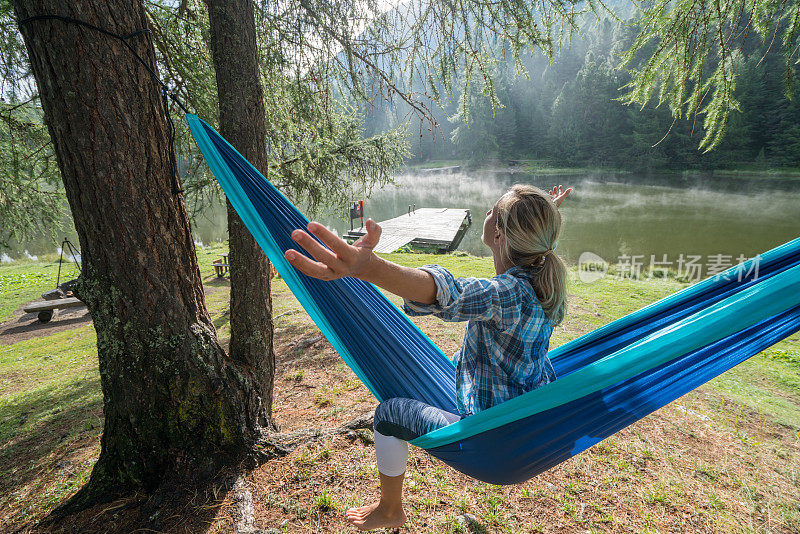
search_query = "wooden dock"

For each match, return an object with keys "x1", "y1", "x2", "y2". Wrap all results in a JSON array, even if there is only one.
[{"x1": 344, "y1": 208, "x2": 471, "y2": 254}]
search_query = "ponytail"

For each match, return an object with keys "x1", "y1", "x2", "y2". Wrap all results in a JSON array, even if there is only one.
[{"x1": 494, "y1": 184, "x2": 568, "y2": 325}]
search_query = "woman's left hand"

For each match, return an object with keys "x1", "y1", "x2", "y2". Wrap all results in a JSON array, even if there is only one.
[
  {"x1": 285, "y1": 220, "x2": 382, "y2": 281},
  {"x1": 549, "y1": 185, "x2": 573, "y2": 207}
]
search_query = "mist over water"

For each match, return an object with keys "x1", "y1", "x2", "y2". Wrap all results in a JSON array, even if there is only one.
[
  {"x1": 6, "y1": 170, "x2": 800, "y2": 268},
  {"x1": 334, "y1": 170, "x2": 800, "y2": 266}
]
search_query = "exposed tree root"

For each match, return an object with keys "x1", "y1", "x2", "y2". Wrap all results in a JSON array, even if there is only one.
[
  {"x1": 230, "y1": 475, "x2": 257, "y2": 534},
  {"x1": 255, "y1": 409, "x2": 375, "y2": 459},
  {"x1": 31, "y1": 411, "x2": 375, "y2": 533}
]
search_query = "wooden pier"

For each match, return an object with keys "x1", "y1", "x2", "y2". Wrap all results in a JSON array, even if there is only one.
[{"x1": 344, "y1": 208, "x2": 472, "y2": 254}]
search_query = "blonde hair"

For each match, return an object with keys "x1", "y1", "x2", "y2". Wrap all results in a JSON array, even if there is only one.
[{"x1": 494, "y1": 184, "x2": 568, "y2": 326}]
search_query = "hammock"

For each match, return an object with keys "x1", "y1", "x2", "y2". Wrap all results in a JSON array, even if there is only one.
[{"x1": 187, "y1": 114, "x2": 800, "y2": 485}]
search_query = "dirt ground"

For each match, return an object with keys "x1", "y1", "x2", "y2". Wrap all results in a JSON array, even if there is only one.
[
  {"x1": 0, "y1": 286, "x2": 220, "y2": 345},
  {"x1": 0, "y1": 306, "x2": 93, "y2": 345}
]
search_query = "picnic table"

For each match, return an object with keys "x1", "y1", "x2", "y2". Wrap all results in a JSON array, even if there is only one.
[{"x1": 213, "y1": 253, "x2": 229, "y2": 277}]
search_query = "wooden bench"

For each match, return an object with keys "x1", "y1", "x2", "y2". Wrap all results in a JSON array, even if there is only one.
[
  {"x1": 213, "y1": 261, "x2": 229, "y2": 277},
  {"x1": 213, "y1": 262, "x2": 230, "y2": 277},
  {"x1": 211, "y1": 252, "x2": 280, "y2": 279},
  {"x1": 23, "y1": 297, "x2": 85, "y2": 323},
  {"x1": 213, "y1": 253, "x2": 230, "y2": 277}
]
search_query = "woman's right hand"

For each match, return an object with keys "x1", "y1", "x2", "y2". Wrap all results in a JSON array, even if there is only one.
[
  {"x1": 286, "y1": 218, "x2": 437, "y2": 303},
  {"x1": 284, "y1": 219, "x2": 382, "y2": 281},
  {"x1": 549, "y1": 184, "x2": 573, "y2": 207}
]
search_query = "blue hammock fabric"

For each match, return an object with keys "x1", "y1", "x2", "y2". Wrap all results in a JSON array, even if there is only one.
[{"x1": 187, "y1": 114, "x2": 800, "y2": 485}]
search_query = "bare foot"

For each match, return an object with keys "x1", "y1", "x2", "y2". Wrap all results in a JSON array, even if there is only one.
[{"x1": 346, "y1": 500, "x2": 406, "y2": 531}]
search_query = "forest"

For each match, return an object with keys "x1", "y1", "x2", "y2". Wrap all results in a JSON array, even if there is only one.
[{"x1": 362, "y1": 15, "x2": 800, "y2": 171}]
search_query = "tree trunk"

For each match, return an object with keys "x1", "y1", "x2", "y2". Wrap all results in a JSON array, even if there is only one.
[
  {"x1": 13, "y1": 0, "x2": 270, "y2": 510},
  {"x1": 204, "y1": 0, "x2": 276, "y2": 428}
]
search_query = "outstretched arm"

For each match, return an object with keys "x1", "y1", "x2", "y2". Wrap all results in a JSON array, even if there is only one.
[
  {"x1": 284, "y1": 219, "x2": 438, "y2": 304},
  {"x1": 549, "y1": 184, "x2": 573, "y2": 207}
]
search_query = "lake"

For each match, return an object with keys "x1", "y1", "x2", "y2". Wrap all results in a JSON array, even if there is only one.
[{"x1": 5, "y1": 170, "x2": 800, "y2": 281}]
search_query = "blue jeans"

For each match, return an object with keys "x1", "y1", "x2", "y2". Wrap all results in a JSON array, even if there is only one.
[
  {"x1": 373, "y1": 397, "x2": 462, "y2": 440},
  {"x1": 372, "y1": 398, "x2": 462, "y2": 476}
]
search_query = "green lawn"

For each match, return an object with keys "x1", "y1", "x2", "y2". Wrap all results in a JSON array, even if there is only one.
[
  {"x1": 1, "y1": 247, "x2": 798, "y2": 531},
  {"x1": 0, "y1": 256, "x2": 80, "y2": 322}
]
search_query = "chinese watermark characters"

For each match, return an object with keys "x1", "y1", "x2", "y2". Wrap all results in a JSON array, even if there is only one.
[{"x1": 578, "y1": 252, "x2": 761, "y2": 283}]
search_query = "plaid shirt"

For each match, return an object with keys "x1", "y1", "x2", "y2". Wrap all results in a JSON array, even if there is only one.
[{"x1": 404, "y1": 265, "x2": 556, "y2": 416}]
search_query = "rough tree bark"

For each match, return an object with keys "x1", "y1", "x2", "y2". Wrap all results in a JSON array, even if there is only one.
[
  {"x1": 204, "y1": 0, "x2": 276, "y2": 429},
  {"x1": 13, "y1": 0, "x2": 271, "y2": 511}
]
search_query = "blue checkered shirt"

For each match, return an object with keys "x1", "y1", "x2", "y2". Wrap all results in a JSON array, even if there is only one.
[{"x1": 403, "y1": 264, "x2": 556, "y2": 416}]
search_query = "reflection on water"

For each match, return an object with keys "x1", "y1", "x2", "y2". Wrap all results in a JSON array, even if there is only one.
[
  {"x1": 6, "y1": 170, "x2": 800, "y2": 267},
  {"x1": 326, "y1": 171, "x2": 800, "y2": 266},
  {"x1": 563, "y1": 179, "x2": 800, "y2": 266}
]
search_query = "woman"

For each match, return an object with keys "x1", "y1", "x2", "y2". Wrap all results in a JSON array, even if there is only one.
[{"x1": 285, "y1": 184, "x2": 573, "y2": 530}]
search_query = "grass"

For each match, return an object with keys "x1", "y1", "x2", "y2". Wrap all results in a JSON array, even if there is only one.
[
  {"x1": 404, "y1": 159, "x2": 630, "y2": 176},
  {"x1": 520, "y1": 162, "x2": 629, "y2": 176},
  {"x1": 313, "y1": 490, "x2": 337, "y2": 513},
  {"x1": 0, "y1": 325, "x2": 100, "y2": 524},
  {"x1": 1, "y1": 248, "x2": 799, "y2": 532},
  {"x1": 0, "y1": 255, "x2": 80, "y2": 322},
  {"x1": 403, "y1": 159, "x2": 465, "y2": 171},
  {"x1": 704, "y1": 167, "x2": 800, "y2": 181},
  {"x1": 404, "y1": 160, "x2": 800, "y2": 186}
]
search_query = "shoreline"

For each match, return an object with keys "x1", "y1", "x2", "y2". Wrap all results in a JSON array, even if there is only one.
[{"x1": 405, "y1": 160, "x2": 800, "y2": 181}]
